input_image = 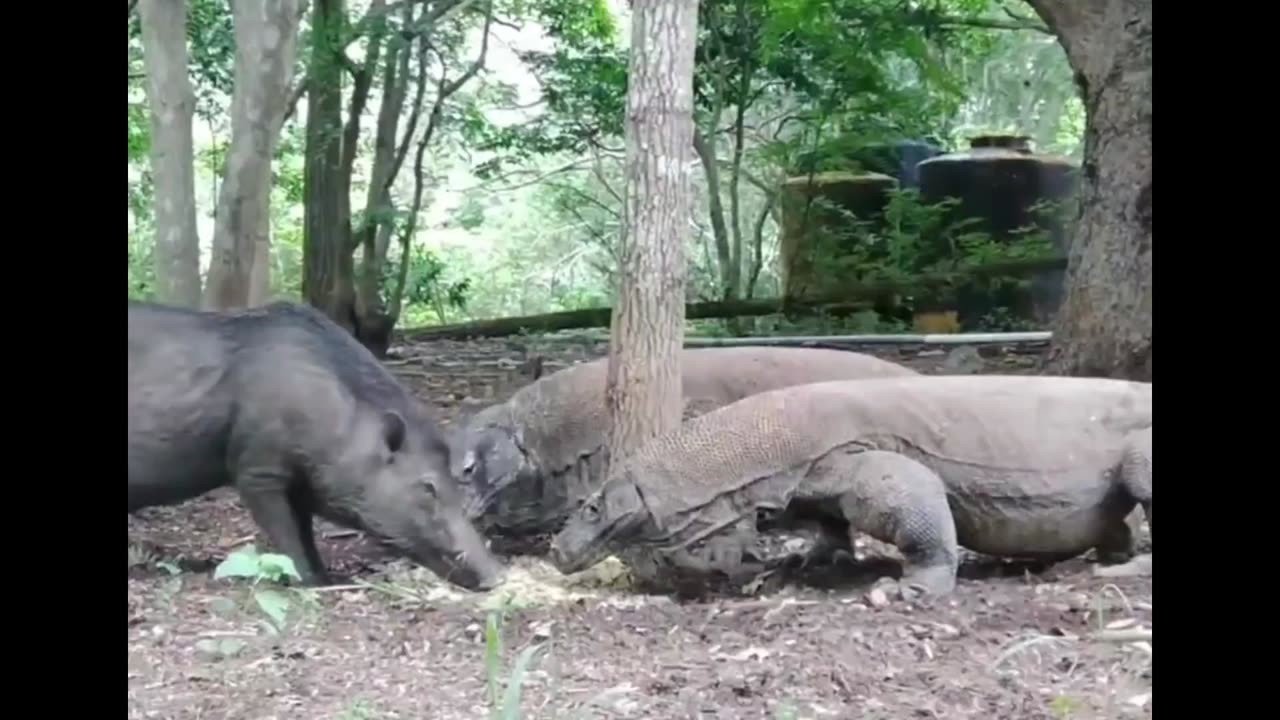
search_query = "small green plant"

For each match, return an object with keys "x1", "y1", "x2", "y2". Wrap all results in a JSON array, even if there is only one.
[
  {"x1": 337, "y1": 697, "x2": 380, "y2": 720},
  {"x1": 1049, "y1": 693, "x2": 1079, "y2": 719},
  {"x1": 483, "y1": 605, "x2": 547, "y2": 720},
  {"x1": 213, "y1": 545, "x2": 318, "y2": 635}
]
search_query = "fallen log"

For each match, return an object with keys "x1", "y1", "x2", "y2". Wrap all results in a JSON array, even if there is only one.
[{"x1": 399, "y1": 256, "x2": 1067, "y2": 342}]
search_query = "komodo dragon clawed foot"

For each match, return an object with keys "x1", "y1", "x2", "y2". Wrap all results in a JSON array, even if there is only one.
[{"x1": 807, "y1": 449, "x2": 961, "y2": 596}]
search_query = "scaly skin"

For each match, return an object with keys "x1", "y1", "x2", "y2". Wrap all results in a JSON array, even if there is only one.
[
  {"x1": 453, "y1": 346, "x2": 918, "y2": 540},
  {"x1": 549, "y1": 374, "x2": 1153, "y2": 596}
]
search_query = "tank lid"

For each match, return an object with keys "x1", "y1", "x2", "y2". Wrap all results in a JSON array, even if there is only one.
[{"x1": 970, "y1": 134, "x2": 1033, "y2": 152}]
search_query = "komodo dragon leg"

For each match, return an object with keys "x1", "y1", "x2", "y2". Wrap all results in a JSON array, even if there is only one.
[
  {"x1": 798, "y1": 448, "x2": 960, "y2": 595},
  {"x1": 1091, "y1": 425, "x2": 1153, "y2": 566},
  {"x1": 1120, "y1": 426, "x2": 1151, "y2": 532},
  {"x1": 1094, "y1": 427, "x2": 1152, "y2": 579}
]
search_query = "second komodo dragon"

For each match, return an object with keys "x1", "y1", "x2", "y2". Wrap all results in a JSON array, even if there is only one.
[
  {"x1": 548, "y1": 374, "x2": 1152, "y2": 596},
  {"x1": 452, "y1": 346, "x2": 918, "y2": 541}
]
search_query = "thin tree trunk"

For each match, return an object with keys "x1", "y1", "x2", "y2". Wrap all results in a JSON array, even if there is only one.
[
  {"x1": 725, "y1": 102, "x2": 747, "y2": 300},
  {"x1": 137, "y1": 0, "x2": 202, "y2": 307},
  {"x1": 605, "y1": 0, "x2": 699, "y2": 461},
  {"x1": 692, "y1": 129, "x2": 732, "y2": 298},
  {"x1": 724, "y1": 0, "x2": 753, "y2": 302},
  {"x1": 1027, "y1": 0, "x2": 1152, "y2": 380},
  {"x1": 205, "y1": 0, "x2": 301, "y2": 310},
  {"x1": 744, "y1": 187, "x2": 776, "y2": 299},
  {"x1": 354, "y1": 9, "x2": 414, "y2": 341},
  {"x1": 302, "y1": 0, "x2": 356, "y2": 329}
]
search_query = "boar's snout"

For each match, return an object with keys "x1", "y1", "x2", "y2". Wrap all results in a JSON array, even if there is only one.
[{"x1": 416, "y1": 514, "x2": 506, "y2": 591}]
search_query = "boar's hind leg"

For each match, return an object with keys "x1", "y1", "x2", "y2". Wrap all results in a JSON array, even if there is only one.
[
  {"x1": 235, "y1": 468, "x2": 329, "y2": 585},
  {"x1": 811, "y1": 448, "x2": 960, "y2": 596}
]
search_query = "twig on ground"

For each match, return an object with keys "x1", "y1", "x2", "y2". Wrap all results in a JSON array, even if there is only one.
[
  {"x1": 392, "y1": 369, "x2": 432, "y2": 379},
  {"x1": 307, "y1": 584, "x2": 370, "y2": 593},
  {"x1": 197, "y1": 630, "x2": 259, "y2": 638},
  {"x1": 383, "y1": 357, "x2": 424, "y2": 366},
  {"x1": 354, "y1": 578, "x2": 429, "y2": 603},
  {"x1": 1092, "y1": 628, "x2": 1152, "y2": 644},
  {"x1": 991, "y1": 625, "x2": 1153, "y2": 670},
  {"x1": 221, "y1": 534, "x2": 257, "y2": 549},
  {"x1": 1096, "y1": 583, "x2": 1135, "y2": 615}
]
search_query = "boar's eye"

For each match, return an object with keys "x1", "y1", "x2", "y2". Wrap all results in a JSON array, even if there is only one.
[
  {"x1": 421, "y1": 479, "x2": 438, "y2": 499},
  {"x1": 582, "y1": 501, "x2": 600, "y2": 523}
]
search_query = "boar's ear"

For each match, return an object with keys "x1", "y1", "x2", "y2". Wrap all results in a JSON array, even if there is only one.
[{"x1": 381, "y1": 410, "x2": 408, "y2": 454}]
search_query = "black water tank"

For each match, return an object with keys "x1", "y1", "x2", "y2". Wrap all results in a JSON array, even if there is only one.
[
  {"x1": 917, "y1": 135, "x2": 1078, "y2": 324},
  {"x1": 849, "y1": 140, "x2": 945, "y2": 189}
]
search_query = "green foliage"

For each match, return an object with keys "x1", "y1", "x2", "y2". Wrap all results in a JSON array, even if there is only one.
[
  {"x1": 213, "y1": 545, "x2": 318, "y2": 635},
  {"x1": 337, "y1": 698, "x2": 382, "y2": 720},
  {"x1": 781, "y1": 184, "x2": 1058, "y2": 329},
  {"x1": 393, "y1": 243, "x2": 473, "y2": 323},
  {"x1": 128, "y1": 102, "x2": 150, "y2": 161},
  {"x1": 795, "y1": 187, "x2": 1055, "y2": 282},
  {"x1": 467, "y1": 0, "x2": 623, "y2": 173},
  {"x1": 946, "y1": 29, "x2": 1083, "y2": 157},
  {"x1": 187, "y1": 0, "x2": 237, "y2": 121},
  {"x1": 126, "y1": 0, "x2": 1083, "y2": 328},
  {"x1": 483, "y1": 605, "x2": 546, "y2": 720},
  {"x1": 128, "y1": 232, "x2": 157, "y2": 300}
]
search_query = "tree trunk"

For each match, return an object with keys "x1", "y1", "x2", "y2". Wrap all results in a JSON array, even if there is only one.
[
  {"x1": 604, "y1": 0, "x2": 698, "y2": 461},
  {"x1": 353, "y1": 16, "x2": 414, "y2": 355},
  {"x1": 693, "y1": 129, "x2": 734, "y2": 298},
  {"x1": 137, "y1": 0, "x2": 202, "y2": 307},
  {"x1": 302, "y1": 0, "x2": 357, "y2": 331},
  {"x1": 204, "y1": 0, "x2": 301, "y2": 310},
  {"x1": 1027, "y1": 0, "x2": 1152, "y2": 380}
]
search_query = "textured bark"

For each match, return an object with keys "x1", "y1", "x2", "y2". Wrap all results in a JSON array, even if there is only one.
[
  {"x1": 301, "y1": 0, "x2": 357, "y2": 331},
  {"x1": 1027, "y1": 0, "x2": 1152, "y2": 380},
  {"x1": 605, "y1": 0, "x2": 699, "y2": 461},
  {"x1": 204, "y1": 0, "x2": 301, "y2": 310},
  {"x1": 137, "y1": 0, "x2": 202, "y2": 307}
]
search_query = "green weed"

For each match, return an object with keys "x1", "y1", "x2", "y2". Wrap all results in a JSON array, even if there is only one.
[
  {"x1": 483, "y1": 605, "x2": 547, "y2": 720},
  {"x1": 212, "y1": 544, "x2": 320, "y2": 635}
]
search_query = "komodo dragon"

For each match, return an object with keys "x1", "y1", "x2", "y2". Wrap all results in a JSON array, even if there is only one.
[
  {"x1": 451, "y1": 346, "x2": 918, "y2": 541},
  {"x1": 548, "y1": 374, "x2": 1152, "y2": 596}
]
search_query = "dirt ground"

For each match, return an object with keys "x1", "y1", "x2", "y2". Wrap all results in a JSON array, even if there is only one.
[{"x1": 127, "y1": 336, "x2": 1153, "y2": 720}]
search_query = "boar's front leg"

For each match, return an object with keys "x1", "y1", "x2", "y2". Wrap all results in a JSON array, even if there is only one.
[{"x1": 234, "y1": 467, "x2": 329, "y2": 585}]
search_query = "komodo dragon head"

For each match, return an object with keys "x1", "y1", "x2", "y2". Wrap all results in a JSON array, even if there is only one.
[
  {"x1": 549, "y1": 472, "x2": 652, "y2": 573},
  {"x1": 448, "y1": 400, "x2": 541, "y2": 519}
]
